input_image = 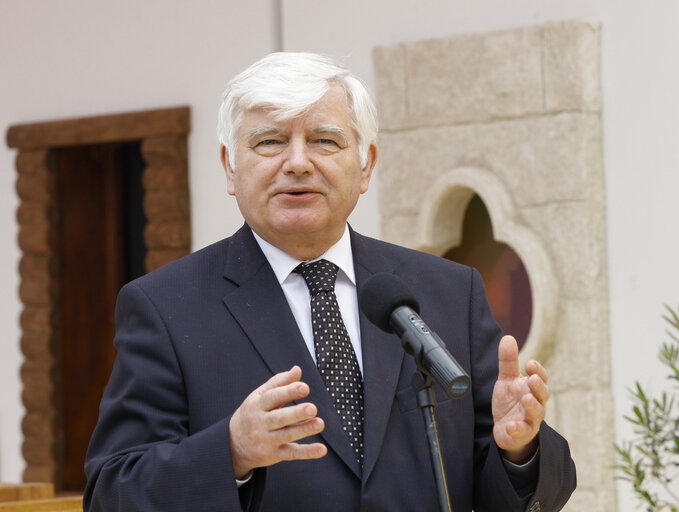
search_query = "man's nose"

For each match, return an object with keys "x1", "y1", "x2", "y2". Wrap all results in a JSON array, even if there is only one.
[{"x1": 283, "y1": 138, "x2": 314, "y2": 175}]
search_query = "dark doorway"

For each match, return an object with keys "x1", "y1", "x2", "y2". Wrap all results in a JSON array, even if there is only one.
[
  {"x1": 54, "y1": 141, "x2": 147, "y2": 492},
  {"x1": 444, "y1": 195, "x2": 533, "y2": 349}
]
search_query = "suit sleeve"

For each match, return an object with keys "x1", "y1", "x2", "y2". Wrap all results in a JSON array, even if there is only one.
[
  {"x1": 84, "y1": 282, "x2": 263, "y2": 512},
  {"x1": 466, "y1": 269, "x2": 576, "y2": 511}
]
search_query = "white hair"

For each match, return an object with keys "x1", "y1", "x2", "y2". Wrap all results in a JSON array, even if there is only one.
[{"x1": 217, "y1": 52, "x2": 378, "y2": 169}]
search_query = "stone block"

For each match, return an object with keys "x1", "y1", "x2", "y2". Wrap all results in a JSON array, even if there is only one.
[
  {"x1": 19, "y1": 254, "x2": 54, "y2": 281},
  {"x1": 22, "y1": 436, "x2": 56, "y2": 467},
  {"x1": 379, "y1": 213, "x2": 421, "y2": 250},
  {"x1": 404, "y1": 26, "x2": 544, "y2": 127},
  {"x1": 22, "y1": 383, "x2": 55, "y2": 413},
  {"x1": 15, "y1": 167, "x2": 53, "y2": 202},
  {"x1": 143, "y1": 164, "x2": 189, "y2": 191},
  {"x1": 21, "y1": 412, "x2": 56, "y2": 440},
  {"x1": 22, "y1": 465, "x2": 56, "y2": 485},
  {"x1": 378, "y1": 113, "x2": 603, "y2": 222},
  {"x1": 554, "y1": 389, "x2": 617, "y2": 498},
  {"x1": 521, "y1": 201, "x2": 607, "y2": 300},
  {"x1": 141, "y1": 135, "x2": 187, "y2": 164},
  {"x1": 18, "y1": 225, "x2": 52, "y2": 254},
  {"x1": 16, "y1": 201, "x2": 51, "y2": 226},
  {"x1": 562, "y1": 488, "x2": 608, "y2": 512},
  {"x1": 548, "y1": 297, "x2": 610, "y2": 391},
  {"x1": 19, "y1": 278, "x2": 53, "y2": 307},
  {"x1": 144, "y1": 190, "x2": 190, "y2": 221},
  {"x1": 20, "y1": 306, "x2": 53, "y2": 359},
  {"x1": 20, "y1": 305, "x2": 51, "y2": 331},
  {"x1": 479, "y1": 113, "x2": 603, "y2": 208},
  {"x1": 20, "y1": 359, "x2": 55, "y2": 386},
  {"x1": 15, "y1": 150, "x2": 49, "y2": 175},
  {"x1": 543, "y1": 20, "x2": 602, "y2": 113},
  {"x1": 21, "y1": 331, "x2": 52, "y2": 360},
  {"x1": 376, "y1": 130, "x2": 441, "y2": 220},
  {"x1": 144, "y1": 221, "x2": 191, "y2": 249},
  {"x1": 373, "y1": 44, "x2": 409, "y2": 131}
]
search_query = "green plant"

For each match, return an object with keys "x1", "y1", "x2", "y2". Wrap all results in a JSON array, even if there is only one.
[{"x1": 615, "y1": 304, "x2": 679, "y2": 512}]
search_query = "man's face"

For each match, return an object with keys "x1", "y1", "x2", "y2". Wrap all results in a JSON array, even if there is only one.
[{"x1": 222, "y1": 85, "x2": 377, "y2": 260}]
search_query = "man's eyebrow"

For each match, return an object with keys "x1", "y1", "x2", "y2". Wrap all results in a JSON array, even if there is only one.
[
  {"x1": 311, "y1": 126, "x2": 348, "y2": 144},
  {"x1": 246, "y1": 126, "x2": 282, "y2": 142}
]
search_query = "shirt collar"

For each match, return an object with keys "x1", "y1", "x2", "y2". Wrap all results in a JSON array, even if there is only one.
[{"x1": 252, "y1": 226, "x2": 356, "y2": 286}]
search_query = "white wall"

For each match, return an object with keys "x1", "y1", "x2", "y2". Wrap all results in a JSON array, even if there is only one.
[
  {"x1": 1, "y1": 1, "x2": 678, "y2": 510},
  {"x1": 281, "y1": 1, "x2": 679, "y2": 510}
]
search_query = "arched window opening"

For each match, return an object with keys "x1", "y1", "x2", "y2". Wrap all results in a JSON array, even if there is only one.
[{"x1": 444, "y1": 195, "x2": 532, "y2": 349}]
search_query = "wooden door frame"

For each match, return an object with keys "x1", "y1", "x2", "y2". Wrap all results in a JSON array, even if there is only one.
[{"x1": 6, "y1": 106, "x2": 191, "y2": 486}]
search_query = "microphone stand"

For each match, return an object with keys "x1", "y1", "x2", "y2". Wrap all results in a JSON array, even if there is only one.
[{"x1": 412, "y1": 370, "x2": 453, "y2": 512}]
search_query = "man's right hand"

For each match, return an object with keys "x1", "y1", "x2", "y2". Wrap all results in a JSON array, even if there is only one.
[{"x1": 229, "y1": 365, "x2": 327, "y2": 479}]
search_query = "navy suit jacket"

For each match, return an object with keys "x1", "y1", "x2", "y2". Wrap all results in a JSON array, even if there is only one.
[{"x1": 85, "y1": 225, "x2": 575, "y2": 511}]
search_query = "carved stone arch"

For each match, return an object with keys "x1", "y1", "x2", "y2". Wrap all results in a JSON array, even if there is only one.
[
  {"x1": 375, "y1": 21, "x2": 614, "y2": 509},
  {"x1": 416, "y1": 167, "x2": 558, "y2": 366}
]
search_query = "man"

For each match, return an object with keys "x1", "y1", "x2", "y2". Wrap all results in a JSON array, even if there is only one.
[{"x1": 85, "y1": 52, "x2": 576, "y2": 511}]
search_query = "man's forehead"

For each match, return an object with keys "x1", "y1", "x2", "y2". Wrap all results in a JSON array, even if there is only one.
[
  {"x1": 239, "y1": 86, "x2": 351, "y2": 127},
  {"x1": 239, "y1": 109, "x2": 354, "y2": 143}
]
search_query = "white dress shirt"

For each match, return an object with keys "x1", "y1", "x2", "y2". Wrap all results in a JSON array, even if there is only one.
[{"x1": 252, "y1": 225, "x2": 363, "y2": 374}]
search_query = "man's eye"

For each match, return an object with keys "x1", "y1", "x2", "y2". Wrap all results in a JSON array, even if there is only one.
[
  {"x1": 258, "y1": 139, "x2": 280, "y2": 146},
  {"x1": 314, "y1": 138, "x2": 339, "y2": 147}
]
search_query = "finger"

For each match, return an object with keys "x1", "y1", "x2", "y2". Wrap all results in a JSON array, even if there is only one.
[
  {"x1": 497, "y1": 336, "x2": 520, "y2": 380},
  {"x1": 277, "y1": 441, "x2": 328, "y2": 462},
  {"x1": 525, "y1": 359, "x2": 548, "y2": 384},
  {"x1": 266, "y1": 402, "x2": 319, "y2": 431},
  {"x1": 258, "y1": 366, "x2": 303, "y2": 394},
  {"x1": 273, "y1": 416, "x2": 325, "y2": 445},
  {"x1": 527, "y1": 374, "x2": 550, "y2": 405},
  {"x1": 260, "y1": 380, "x2": 310, "y2": 411},
  {"x1": 520, "y1": 393, "x2": 545, "y2": 425}
]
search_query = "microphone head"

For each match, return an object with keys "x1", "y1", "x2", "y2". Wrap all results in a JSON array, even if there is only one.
[{"x1": 359, "y1": 273, "x2": 420, "y2": 333}]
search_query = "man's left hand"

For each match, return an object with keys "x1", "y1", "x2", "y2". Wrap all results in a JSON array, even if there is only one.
[{"x1": 492, "y1": 335, "x2": 549, "y2": 464}]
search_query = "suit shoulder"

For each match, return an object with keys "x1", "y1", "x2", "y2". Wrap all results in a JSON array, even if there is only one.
[{"x1": 122, "y1": 236, "x2": 233, "y2": 295}]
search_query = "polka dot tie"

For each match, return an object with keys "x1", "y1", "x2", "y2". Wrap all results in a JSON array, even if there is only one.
[{"x1": 295, "y1": 259, "x2": 364, "y2": 464}]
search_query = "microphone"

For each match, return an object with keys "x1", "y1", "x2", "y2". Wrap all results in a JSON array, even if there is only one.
[{"x1": 359, "y1": 272, "x2": 471, "y2": 399}]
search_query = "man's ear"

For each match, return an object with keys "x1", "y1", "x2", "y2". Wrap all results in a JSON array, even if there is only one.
[
  {"x1": 359, "y1": 142, "x2": 378, "y2": 194},
  {"x1": 220, "y1": 145, "x2": 236, "y2": 196}
]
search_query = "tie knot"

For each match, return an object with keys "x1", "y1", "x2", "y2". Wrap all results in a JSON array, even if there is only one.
[{"x1": 295, "y1": 259, "x2": 339, "y2": 295}]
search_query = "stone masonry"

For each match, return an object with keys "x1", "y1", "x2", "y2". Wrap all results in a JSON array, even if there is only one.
[{"x1": 373, "y1": 20, "x2": 613, "y2": 511}]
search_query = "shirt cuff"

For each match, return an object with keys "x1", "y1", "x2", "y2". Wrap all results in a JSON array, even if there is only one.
[
  {"x1": 502, "y1": 445, "x2": 539, "y2": 469},
  {"x1": 502, "y1": 446, "x2": 540, "y2": 498},
  {"x1": 235, "y1": 470, "x2": 254, "y2": 488}
]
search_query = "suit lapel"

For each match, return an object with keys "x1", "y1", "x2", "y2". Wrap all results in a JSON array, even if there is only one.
[
  {"x1": 221, "y1": 226, "x2": 361, "y2": 477},
  {"x1": 351, "y1": 231, "x2": 406, "y2": 483}
]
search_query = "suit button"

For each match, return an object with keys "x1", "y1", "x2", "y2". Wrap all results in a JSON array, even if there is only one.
[{"x1": 528, "y1": 501, "x2": 541, "y2": 512}]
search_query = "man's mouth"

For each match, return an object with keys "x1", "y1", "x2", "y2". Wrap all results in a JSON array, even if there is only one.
[{"x1": 280, "y1": 188, "x2": 317, "y2": 197}]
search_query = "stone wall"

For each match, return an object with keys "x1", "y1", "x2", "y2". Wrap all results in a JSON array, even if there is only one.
[{"x1": 373, "y1": 20, "x2": 614, "y2": 511}]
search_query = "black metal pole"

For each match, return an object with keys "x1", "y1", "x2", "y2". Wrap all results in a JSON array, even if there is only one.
[{"x1": 412, "y1": 371, "x2": 453, "y2": 512}]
